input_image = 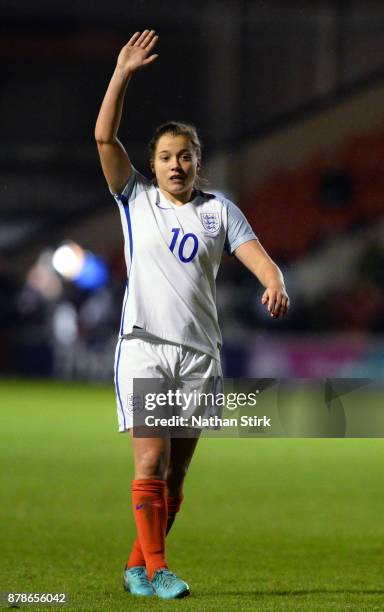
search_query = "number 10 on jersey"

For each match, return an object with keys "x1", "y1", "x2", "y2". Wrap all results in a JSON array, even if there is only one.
[{"x1": 169, "y1": 228, "x2": 199, "y2": 263}]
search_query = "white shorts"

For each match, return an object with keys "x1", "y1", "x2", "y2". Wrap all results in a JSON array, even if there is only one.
[{"x1": 114, "y1": 333, "x2": 223, "y2": 433}]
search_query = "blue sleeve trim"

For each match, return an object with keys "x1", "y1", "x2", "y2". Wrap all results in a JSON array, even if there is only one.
[
  {"x1": 228, "y1": 234, "x2": 258, "y2": 255},
  {"x1": 110, "y1": 167, "x2": 149, "y2": 205}
]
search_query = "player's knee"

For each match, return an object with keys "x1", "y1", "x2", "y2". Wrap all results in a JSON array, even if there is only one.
[
  {"x1": 135, "y1": 448, "x2": 168, "y2": 479},
  {"x1": 166, "y1": 462, "x2": 188, "y2": 486}
]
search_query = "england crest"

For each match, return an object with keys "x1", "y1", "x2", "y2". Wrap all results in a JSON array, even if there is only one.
[{"x1": 200, "y1": 212, "x2": 221, "y2": 235}]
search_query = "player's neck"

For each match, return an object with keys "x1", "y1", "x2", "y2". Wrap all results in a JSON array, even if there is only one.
[{"x1": 158, "y1": 186, "x2": 196, "y2": 206}]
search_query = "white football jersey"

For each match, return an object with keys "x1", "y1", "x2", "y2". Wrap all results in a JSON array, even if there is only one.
[{"x1": 111, "y1": 169, "x2": 256, "y2": 360}]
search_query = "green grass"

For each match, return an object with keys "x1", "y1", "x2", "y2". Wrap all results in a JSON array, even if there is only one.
[{"x1": 1, "y1": 379, "x2": 384, "y2": 610}]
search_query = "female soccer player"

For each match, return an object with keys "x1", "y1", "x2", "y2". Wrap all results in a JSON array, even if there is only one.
[{"x1": 95, "y1": 29, "x2": 289, "y2": 600}]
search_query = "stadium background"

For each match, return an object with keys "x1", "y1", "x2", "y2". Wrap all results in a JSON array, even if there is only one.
[{"x1": 1, "y1": 1, "x2": 384, "y2": 610}]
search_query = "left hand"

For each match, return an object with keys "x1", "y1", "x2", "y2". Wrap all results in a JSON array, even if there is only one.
[{"x1": 261, "y1": 285, "x2": 290, "y2": 318}]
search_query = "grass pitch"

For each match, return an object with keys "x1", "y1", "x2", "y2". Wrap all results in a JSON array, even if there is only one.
[{"x1": 1, "y1": 379, "x2": 384, "y2": 611}]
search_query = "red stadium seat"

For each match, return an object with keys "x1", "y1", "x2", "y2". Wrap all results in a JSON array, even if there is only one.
[{"x1": 243, "y1": 128, "x2": 384, "y2": 260}]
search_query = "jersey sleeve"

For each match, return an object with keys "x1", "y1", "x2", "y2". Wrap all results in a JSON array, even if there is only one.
[
  {"x1": 109, "y1": 167, "x2": 151, "y2": 206},
  {"x1": 225, "y1": 199, "x2": 257, "y2": 254}
]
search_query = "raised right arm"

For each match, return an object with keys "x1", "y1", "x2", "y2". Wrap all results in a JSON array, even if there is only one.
[{"x1": 94, "y1": 30, "x2": 159, "y2": 194}]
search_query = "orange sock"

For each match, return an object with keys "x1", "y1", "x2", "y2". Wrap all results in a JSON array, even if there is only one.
[
  {"x1": 127, "y1": 492, "x2": 184, "y2": 570},
  {"x1": 130, "y1": 479, "x2": 168, "y2": 580}
]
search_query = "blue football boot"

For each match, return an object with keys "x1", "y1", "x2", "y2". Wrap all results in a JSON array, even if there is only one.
[
  {"x1": 151, "y1": 568, "x2": 190, "y2": 599},
  {"x1": 123, "y1": 566, "x2": 154, "y2": 596}
]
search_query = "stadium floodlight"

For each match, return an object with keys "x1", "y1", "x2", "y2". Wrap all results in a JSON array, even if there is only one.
[
  {"x1": 52, "y1": 242, "x2": 84, "y2": 280},
  {"x1": 52, "y1": 241, "x2": 108, "y2": 290}
]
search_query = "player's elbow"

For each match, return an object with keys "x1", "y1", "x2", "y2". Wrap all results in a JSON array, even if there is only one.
[
  {"x1": 95, "y1": 133, "x2": 113, "y2": 145},
  {"x1": 94, "y1": 124, "x2": 117, "y2": 145}
]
